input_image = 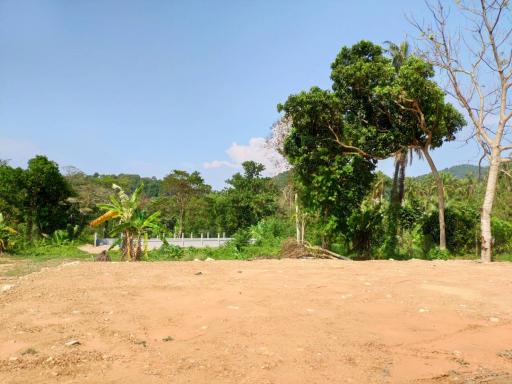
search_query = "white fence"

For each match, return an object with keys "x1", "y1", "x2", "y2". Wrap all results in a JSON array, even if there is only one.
[{"x1": 95, "y1": 236, "x2": 233, "y2": 249}]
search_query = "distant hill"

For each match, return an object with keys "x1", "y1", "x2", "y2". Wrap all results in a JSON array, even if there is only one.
[
  {"x1": 273, "y1": 164, "x2": 487, "y2": 186},
  {"x1": 437, "y1": 164, "x2": 487, "y2": 179}
]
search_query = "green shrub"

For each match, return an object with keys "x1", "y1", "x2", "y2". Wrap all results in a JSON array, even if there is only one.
[
  {"x1": 146, "y1": 244, "x2": 184, "y2": 260},
  {"x1": 229, "y1": 229, "x2": 252, "y2": 251},
  {"x1": 491, "y1": 218, "x2": 512, "y2": 254},
  {"x1": 422, "y1": 204, "x2": 479, "y2": 254},
  {"x1": 251, "y1": 217, "x2": 290, "y2": 245},
  {"x1": 426, "y1": 246, "x2": 451, "y2": 260}
]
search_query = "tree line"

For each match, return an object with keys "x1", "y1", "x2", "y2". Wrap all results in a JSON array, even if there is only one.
[{"x1": 0, "y1": 157, "x2": 280, "y2": 252}]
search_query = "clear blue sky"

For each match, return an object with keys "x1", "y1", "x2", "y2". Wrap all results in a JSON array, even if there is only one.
[{"x1": 0, "y1": 0, "x2": 482, "y2": 188}]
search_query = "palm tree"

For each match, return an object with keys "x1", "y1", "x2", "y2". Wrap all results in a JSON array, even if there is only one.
[
  {"x1": 385, "y1": 41, "x2": 412, "y2": 208},
  {"x1": 385, "y1": 40, "x2": 449, "y2": 251},
  {"x1": 0, "y1": 213, "x2": 17, "y2": 255},
  {"x1": 384, "y1": 41, "x2": 410, "y2": 71}
]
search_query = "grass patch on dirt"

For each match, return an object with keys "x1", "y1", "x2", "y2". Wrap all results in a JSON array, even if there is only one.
[
  {"x1": 13, "y1": 244, "x2": 90, "y2": 261},
  {"x1": 0, "y1": 244, "x2": 94, "y2": 278}
]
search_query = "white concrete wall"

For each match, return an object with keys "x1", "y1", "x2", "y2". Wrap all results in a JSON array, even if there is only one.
[{"x1": 96, "y1": 237, "x2": 233, "y2": 249}]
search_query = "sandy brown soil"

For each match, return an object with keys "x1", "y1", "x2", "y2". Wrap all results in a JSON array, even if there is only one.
[{"x1": 1, "y1": 259, "x2": 512, "y2": 383}]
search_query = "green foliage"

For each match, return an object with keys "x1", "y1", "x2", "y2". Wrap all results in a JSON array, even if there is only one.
[
  {"x1": 346, "y1": 202, "x2": 384, "y2": 259},
  {"x1": 161, "y1": 170, "x2": 211, "y2": 235},
  {"x1": 14, "y1": 243, "x2": 90, "y2": 260},
  {"x1": 250, "y1": 217, "x2": 291, "y2": 245},
  {"x1": 146, "y1": 244, "x2": 184, "y2": 261},
  {"x1": 279, "y1": 87, "x2": 377, "y2": 243},
  {"x1": 221, "y1": 161, "x2": 279, "y2": 234},
  {"x1": 422, "y1": 204, "x2": 479, "y2": 254},
  {"x1": 25, "y1": 156, "x2": 74, "y2": 237},
  {"x1": 229, "y1": 229, "x2": 252, "y2": 251},
  {"x1": 426, "y1": 247, "x2": 451, "y2": 260},
  {"x1": 330, "y1": 41, "x2": 405, "y2": 158},
  {"x1": 0, "y1": 156, "x2": 74, "y2": 240},
  {"x1": 491, "y1": 218, "x2": 512, "y2": 254},
  {"x1": 93, "y1": 183, "x2": 165, "y2": 261},
  {"x1": 0, "y1": 213, "x2": 17, "y2": 253}
]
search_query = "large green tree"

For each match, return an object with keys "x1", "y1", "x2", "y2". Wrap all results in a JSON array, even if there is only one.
[
  {"x1": 279, "y1": 88, "x2": 376, "y2": 248},
  {"x1": 24, "y1": 156, "x2": 74, "y2": 239},
  {"x1": 161, "y1": 170, "x2": 211, "y2": 236},
  {"x1": 222, "y1": 161, "x2": 278, "y2": 234}
]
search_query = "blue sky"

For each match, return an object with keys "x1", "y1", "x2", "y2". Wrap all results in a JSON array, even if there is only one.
[{"x1": 0, "y1": 0, "x2": 482, "y2": 188}]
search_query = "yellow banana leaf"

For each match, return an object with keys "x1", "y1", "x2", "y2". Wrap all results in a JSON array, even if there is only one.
[{"x1": 90, "y1": 210, "x2": 119, "y2": 227}]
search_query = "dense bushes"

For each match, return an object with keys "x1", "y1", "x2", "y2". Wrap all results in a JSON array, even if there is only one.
[{"x1": 422, "y1": 204, "x2": 479, "y2": 255}]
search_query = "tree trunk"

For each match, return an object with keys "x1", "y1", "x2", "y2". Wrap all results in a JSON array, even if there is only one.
[
  {"x1": 26, "y1": 215, "x2": 33, "y2": 242},
  {"x1": 124, "y1": 231, "x2": 132, "y2": 261},
  {"x1": 178, "y1": 206, "x2": 185, "y2": 237},
  {"x1": 421, "y1": 146, "x2": 447, "y2": 251},
  {"x1": 481, "y1": 154, "x2": 501, "y2": 262},
  {"x1": 398, "y1": 154, "x2": 406, "y2": 204},
  {"x1": 295, "y1": 193, "x2": 301, "y2": 244},
  {"x1": 391, "y1": 160, "x2": 400, "y2": 206}
]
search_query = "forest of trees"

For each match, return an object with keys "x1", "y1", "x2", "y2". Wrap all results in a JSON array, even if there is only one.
[
  {"x1": 2, "y1": 151, "x2": 512, "y2": 262},
  {"x1": 0, "y1": 157, "x2": 281, "y2": 251}
]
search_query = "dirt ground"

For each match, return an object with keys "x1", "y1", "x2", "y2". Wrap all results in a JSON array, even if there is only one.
[{"x1": 1, "y1": 259, "x2": 512, "y2": 384}]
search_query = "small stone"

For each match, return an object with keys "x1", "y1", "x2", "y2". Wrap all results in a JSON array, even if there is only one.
[
  {"x1": 62, "y1": 261, "x2": 80, "y2": 267},
  {"x1": 418, "y1": 308, "x2": 429, "y2": 313},
  {"x1": 65, "y1": 339, "x2": 81, "y2": 347},
  {"x1": 227, "y1": 305, "x2": 239, "y2": 310},
  {"x1": 195, "y1": 271, "x2": 203, "y2": 275},
  {"x1": 205, "y1": 257, "x2": 215, "y2": 262},
  {"x1": 9, "y1": 356, "x2": 18, "y2": 362},
  {"x1": 489, "y1": 317, "x2": 500, "y2": 322},
  {"x1": 1, "y1": 284, "x2": 15, "y2": 293}
]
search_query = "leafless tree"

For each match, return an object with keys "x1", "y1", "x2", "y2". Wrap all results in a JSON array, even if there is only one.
[
  {"x1": 265, "y1": 115, "x2": 292, "y2": 172},
  {"x1": 412, "y1": 0, "x2": 512, "y2": 262}
]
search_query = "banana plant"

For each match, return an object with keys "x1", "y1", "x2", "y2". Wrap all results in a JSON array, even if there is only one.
[
  {"x1": 90, "y1": 183, "x2": 164, "y2": 261},
  {"x1": 0, "y1": 213, "x2": 17, "y2": 255},
  {"x1": 110, "y1": 210, "x2": 162, "y2": 260}
]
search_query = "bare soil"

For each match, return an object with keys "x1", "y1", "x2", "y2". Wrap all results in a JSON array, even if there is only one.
[{"x1": 1, "y1": 259, "x2": 512, "y2": 383}]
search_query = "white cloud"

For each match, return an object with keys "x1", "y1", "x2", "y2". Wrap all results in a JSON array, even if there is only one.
[
  {"x1": 203, "y1": 160, "x2": 239, "y2": 169},
  {"x1": 204, "y1": 137, "x2": 289, "y2": 176}
]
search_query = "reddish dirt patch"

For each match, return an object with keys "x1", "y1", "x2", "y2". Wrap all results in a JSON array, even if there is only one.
[{"x1": 1, "y1": 259, "x2": 512, "y2": 383}]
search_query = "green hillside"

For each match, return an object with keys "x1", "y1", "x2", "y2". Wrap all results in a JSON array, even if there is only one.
[{"x1": 438, "y1": 164, "x2": 487, "y2": 179}]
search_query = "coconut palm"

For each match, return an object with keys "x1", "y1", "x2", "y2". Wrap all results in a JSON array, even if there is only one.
[
  {"x1": 385, "y1": 41, "x2": 412, "y2": 207},
  {"x1": 384, "y1": 41, "x2": 410, "y2": 71}
]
